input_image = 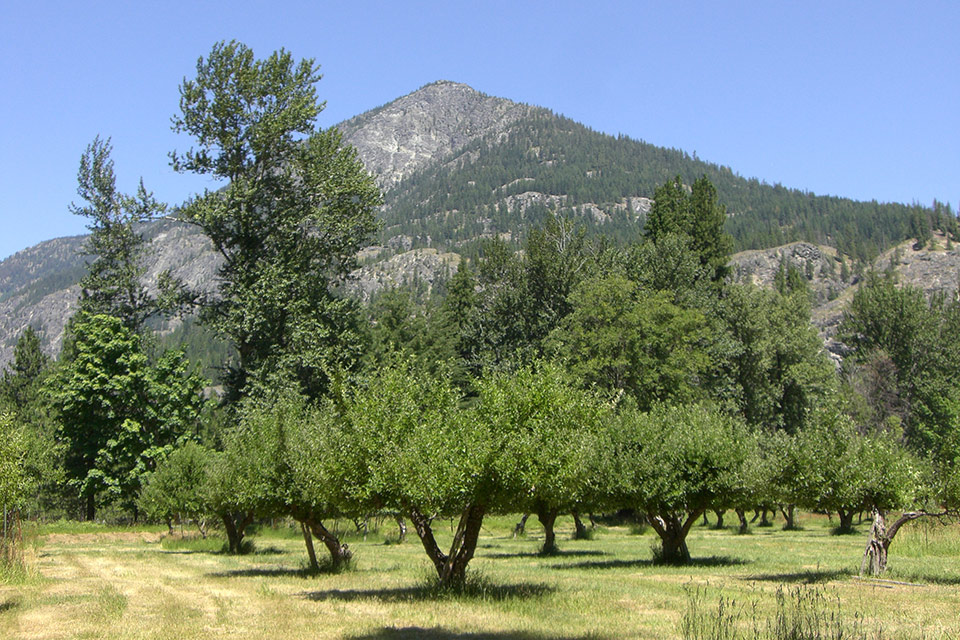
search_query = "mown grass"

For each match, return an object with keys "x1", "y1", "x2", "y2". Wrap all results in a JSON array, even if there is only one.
[{"x1": 0, "y1": 512, "x2": 957, "y2": 639}]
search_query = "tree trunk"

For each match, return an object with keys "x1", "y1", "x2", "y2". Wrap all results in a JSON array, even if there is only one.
[
  {"x1": 572, "y1": 511, "x2": 589, "y2": 540},
  {"x1": 837, "y1": 509, "x2": 855, "y2": 533},
  {"x1": 221, "y1": 511, "x2": 253, "y2": 554},
  {"x1": 713, "y1": 509, "x2": 725, "y2": 529},
  {"x1": 760, "y1": 508, "x2": 772, "y2": 527},
  {"x1": 780, "y1": 504, "x2": 797, "y2": 530},
  {"x1": 513, "y1": 513, "x2": 530, "y2": 538},
  {"x1": 395, "y1": 514, "x2": 407, "y2": 543},
  {"x1": 860, "y1": 508, "x2": 929, "y2": 576},
  {"x1": 301, "y1": 521, "x2": 319, "y2": 571},
  {"x1": 647, "y1": 510, "x2": 701, "y2": 564},
  {"x1": 537, "y1": 509, "x2": 558, "y2": 555},
  {"x1": 85, "y1": 494, "x2": 96, "y2": 522},
  {"x1": 409, "y1": 504, "x2": 486, "y2": 587},
  {"x1": 750, "y1": 509, "x2": 760, "y2": 524},
  {"x1": 735, "y1": 508, "x2": 749, "y2": 534},
  {"x1": 306, "y1": 519, "x2": 352, "y2": 569}
]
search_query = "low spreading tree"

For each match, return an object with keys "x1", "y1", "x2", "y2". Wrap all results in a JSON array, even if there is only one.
[
  {"x1": 224, "y1": 393, "x2": 351, "y2": 567},
  {"x1": 331, "y1": 361, "x2": 497, "y2": 586},
  {"x1": 478, "y1": 363, "x2": 609, "y2": 554},
  {"x1": 608, "y1": 402, "x2": 754, "y2": 563},
  {"x1": 138, "y1": 441, "x2": 213, "y2": 536}
]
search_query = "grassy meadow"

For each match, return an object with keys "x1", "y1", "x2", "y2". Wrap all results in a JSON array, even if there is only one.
[{"x1": 1, "y1": 513, "x2": 959, "y2": 639}]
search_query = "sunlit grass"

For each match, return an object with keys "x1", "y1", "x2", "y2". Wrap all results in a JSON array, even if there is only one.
[{"x1": 0, "y1": 512, "x2": 956, "y2": 639}]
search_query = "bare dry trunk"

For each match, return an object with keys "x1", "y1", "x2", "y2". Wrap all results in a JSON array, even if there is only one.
[
  {"x1": 513, "y1": 513, "x2": 530, "y2": 538},
  {"x1": 860, "y1": 508, "x2": 931, "y2": 576}
]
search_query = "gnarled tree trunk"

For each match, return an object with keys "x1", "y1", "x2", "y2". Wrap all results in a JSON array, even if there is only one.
[
  {"x1": 837, "y1": 508, "x2": 856, "y2": 533},
  {"x1": 735, "y1": 508, "x2": 749, "y2": 534},
  {"x1": 780, "y1": 504, "x2": 797, "y2": 530},
  {"x1": 221, "y1": 511, "x2": 254, "y2": 554},
  {"x1": 300, "y1": 521, "x2": 319, "y2": 571},
  {"x1": 647, "y1": 510, "x2": 703, "y2": 564},
  {"x1": 713, "y1": 509, "x2": 725, "y2": 529},
  {"x1": 395, "y1": 514, "x2": 407, "y2": 543},
  {"x1": 572, "y1": 511, "x2": 589, "y2": 540},
  {"x1": 860, "y1": 508, "x2": 931, "y2": 576},
  {"x1": 409, "y1": 504, "x2": 486, "y2": 586},
  {"x1": 305, "y1": 518, "x2": 352, "y2": 569},
  {"x1": 513, "y1": 513, "x2": 530, "y2": 538}
]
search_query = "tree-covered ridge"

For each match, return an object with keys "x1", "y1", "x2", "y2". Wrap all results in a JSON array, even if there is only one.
[{"x1": 378, "y1": 110, "x2": 941, "y2": 262}]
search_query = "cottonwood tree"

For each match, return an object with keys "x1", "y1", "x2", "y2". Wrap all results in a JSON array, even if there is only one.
[
  {"x1": 548, "y1": 275, "x2": 712, "y2": 410},
  {"x1": 608, "y1": 403, "x2": 754, "y2": 563},
  {"x1": 171, "y1": 40, "x2": 380, "y2": 403},
  {"x1": 71, "y1": 136, "x2": 164, "y2": 331}
]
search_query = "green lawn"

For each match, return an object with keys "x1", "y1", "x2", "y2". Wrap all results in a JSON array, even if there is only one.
[{"x1": 1, "y1": 513, "x2": 958, "y2": 639}]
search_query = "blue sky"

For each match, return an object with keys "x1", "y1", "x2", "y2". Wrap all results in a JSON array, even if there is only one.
[{"x1": 1, "y1": 1, "x2": 957, "y2": 260}]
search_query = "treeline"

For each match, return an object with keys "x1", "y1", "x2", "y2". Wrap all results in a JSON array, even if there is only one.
[
  {"x1": 378, "y1": 110, "x2": 953, "y2": 263},
  {"x1": 2, "y1": 41, "x2": 959, "y2": 588}
]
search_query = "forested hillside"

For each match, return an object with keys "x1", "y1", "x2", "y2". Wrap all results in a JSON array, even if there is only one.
[
  {"x1": 375, "y1": 104, "x2": 947, "y2": 263},
  {"x1": 0, "y1": 80, "x2": 956, "y2": 367}
]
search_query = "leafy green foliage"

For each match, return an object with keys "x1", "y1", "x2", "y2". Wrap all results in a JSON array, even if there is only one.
[
  {"x1": 138, "y1": 441, "x2": 213, "y2": 527},
  {"x1": 0, "y1": 413, "x2": 28, "y2": 509},
  {"x1": 841, "y1": 273, "x2": 960, "y2": 455},
  {"x1": 171, "y1": 40, "x2": 381, "y2": 403},
  {"x1": 71, "y1": 137, "x2": 164, "y2": 330},
  {"x1": 549, "y1": 275, "x2": 712, "y2": 409},
  {"x1": 608, "y1": 403, "x2": 755, "y2": 561},
  {"x1": 49, "y1": 313, "x2": 206, "y2": 518}
]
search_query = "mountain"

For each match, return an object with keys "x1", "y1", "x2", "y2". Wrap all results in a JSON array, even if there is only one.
[{"x1": 0, "y1": 81, "x2": 953, "y2": 367}]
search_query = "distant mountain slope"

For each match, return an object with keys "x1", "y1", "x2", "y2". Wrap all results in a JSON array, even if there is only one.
[{"x1": 0, "y1": 80, "x2": 951, "y2": 367}]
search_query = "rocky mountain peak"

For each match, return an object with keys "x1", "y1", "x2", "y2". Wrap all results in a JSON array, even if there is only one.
[{"x1": 339, "y1": 80, "x2": 537, "y2": 187}]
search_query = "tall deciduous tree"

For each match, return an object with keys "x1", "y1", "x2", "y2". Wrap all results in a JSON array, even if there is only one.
[
  {"x1": 71, "y1": 137, "x2": 163, "y2": 331},
  {"x1": 170, "y1": 40, "x2": 381, "y2": 402}
]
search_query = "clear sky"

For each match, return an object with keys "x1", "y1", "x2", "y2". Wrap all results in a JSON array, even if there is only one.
[{"x1": 1, "y1": 1, "x2": 957, "y2": 260}]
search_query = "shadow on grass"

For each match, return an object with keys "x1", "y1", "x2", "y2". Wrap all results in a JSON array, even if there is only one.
[
  {"x1": 301, "y1": 582, "x2": 555, "y2": 604},
  {"x1": 348, "y1": 628, "x2": 604, "y2": 640},
  {"x1": 208, "y1": 564, "x2": 347, "y2": 579},
  {"x1": 746, "y1": 568, "x2": 854, "y2": 584},
  {"x1": 485, "y1": 549, "x2": 607, "y2": 560},
  {"x1": 0, "y1": 599, "x2": 19, "y2": 614},
  {"x1": 552, "y1": 555, "x2": 749, "y2": 571},
  {"x1": 883, "y1": 573, "x2": 960, "y2": 586}
]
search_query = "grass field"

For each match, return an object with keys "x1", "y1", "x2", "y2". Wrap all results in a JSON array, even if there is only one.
[{"x1": 1, "y1": 513, "x2": 959, "y2": 639}]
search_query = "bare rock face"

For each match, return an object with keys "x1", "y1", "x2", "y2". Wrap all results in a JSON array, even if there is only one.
[
  {"x1": 346, "y1": 248, "x2": 461, "y2": 302},
  {"x1": 340, "y1": 81, "x2": 535, "y2": 188},
  {"x1": 730, "y1": 241, "x2": 846, "y2": 308}
]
